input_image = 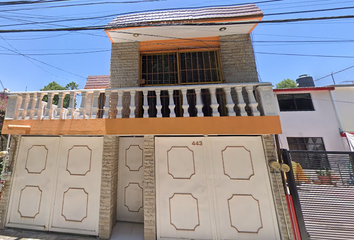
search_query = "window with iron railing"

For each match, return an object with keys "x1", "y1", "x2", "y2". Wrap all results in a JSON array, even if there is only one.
[
  {"x1": 287, "y1": 137, "x2": 329, "y2": 170},
  {"x1": 141, "y1": 50, "x2": 223, "y2": 85},
  {"x1": 139, "y1": 50, "x2": 225, "y2": 117}
]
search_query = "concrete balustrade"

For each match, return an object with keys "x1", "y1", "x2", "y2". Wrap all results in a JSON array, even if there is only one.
[{"x1": 5, "y1": 82, "x2": 278, "y2": 120}]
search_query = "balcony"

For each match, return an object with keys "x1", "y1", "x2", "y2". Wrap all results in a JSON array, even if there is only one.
[{"x1": 3, "y1": 82, "x2": 281, "y2": 136}]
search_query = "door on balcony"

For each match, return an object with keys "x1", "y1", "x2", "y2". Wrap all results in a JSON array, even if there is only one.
[
  {"x1": 155, "y1": 136, "x2": 280, "y2": 240},
  {"x1": 6, "y1": 137, "x2": 103, "y2": 235},
  {"x1": 117, "y1": 137, "x2": 144, "y2": 223}
]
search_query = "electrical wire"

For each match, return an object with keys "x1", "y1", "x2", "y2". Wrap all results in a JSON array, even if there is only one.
[
  {"x1": 315, "y1": 65, "x2": 354, "y2": 82},
  {"x1": 255, "y1": 51, "x2": 354, "y2": 59},
  {"x1": 1, "y1": 13, "x2": 354, "y2": 33},
  {"x1": 0, "y1": 0, "x2": 166, "y2": 12},
  {"x1": 0, "y1": 43, "x2": 86, "y2": 79},
  {"x1": 3, "y1": 4, "x2": 354, "y2": 29}
]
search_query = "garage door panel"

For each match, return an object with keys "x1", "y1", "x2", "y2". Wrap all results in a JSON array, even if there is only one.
[
  {"x1": 7, "y1": 137, "x2": 60, "y2": 229},
  {"x1": 156, "y1": 137, "x2": 214, "y2": 240},
  {"x1": 50, "y1": 137, "x2": 103, "y2": 234},
  {"x1": 208, "y1": 137, "x2": 280, "y2": 240},
  {"x1": 156, "y1": 136, "x2": 280, "y2": 240},
  {"x1": 117, "y1": 137, "x2": 144, "y2": 223}
]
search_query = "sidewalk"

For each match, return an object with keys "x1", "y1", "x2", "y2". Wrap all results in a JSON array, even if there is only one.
[
  {"x1": 0, "y1": 222, "x2": 143, "y2": 240},
  {"x1": 0, "y1": 228, "x2": 97, "y2": 240}
]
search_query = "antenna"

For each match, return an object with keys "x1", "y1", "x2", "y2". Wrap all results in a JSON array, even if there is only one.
[{"x1": 0, "y1": 79, "x2": 4, "y2": 90}]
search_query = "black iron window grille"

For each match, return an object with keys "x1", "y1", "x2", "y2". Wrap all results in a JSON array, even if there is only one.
[{"x1": 141, "y1": 50, "x2": 223, "y2": 86}]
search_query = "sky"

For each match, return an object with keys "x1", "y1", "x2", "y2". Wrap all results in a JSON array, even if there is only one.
[{"x1": 0, "y1": 0, "x2": 354, "y2": 92}]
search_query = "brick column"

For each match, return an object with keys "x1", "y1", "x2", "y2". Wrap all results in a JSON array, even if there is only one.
[
  {"x1": 99, "y1": 136, "x2": 119, "y2": 239},
  {"x1": 0, "y1": 135, "x2": 20, "y2": 229},
  {"x1": 263, "y1": 135, "x2": 295, "y2": 240},
  {"x1": 220, "y1": 34, "x2": 259, "y2": 83},
  {"x1": 109, "y1": 42, "x2": 140, "y2": 118},
  {"x1": 143, "y1": 135, "x2": 156, "y2": 240}
]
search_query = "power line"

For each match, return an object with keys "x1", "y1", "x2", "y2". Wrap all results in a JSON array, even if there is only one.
[
  {"x1": 0, "y1": 14, "x2": 352, "y2": 33},
  {"x1": 255, "y1": 51, "x2": 354, "y2": 59},
  {"x1": 0, "y1": 0, "x2": 166, "y2": 12},
  {"x1": 0, "y1": 49, "x2": 110, "y2": 55},
  {"x1": 0, "y1": 43, "x2": 86, "y2": 78},
  {"x1": 3, "y1": 4, "x2": 354, "y2": 29},
  {"x1": 264, "y1": 5, "x2": 354, "y2": 17},
  {"x1": 0, "y1": 0, "x2": 70, "y2": 6},
  {"x1": 315, "y1": 65, "x2": 354, "y2": 82}
]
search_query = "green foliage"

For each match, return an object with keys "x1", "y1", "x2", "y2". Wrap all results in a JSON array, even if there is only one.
[
  {"x1": 275, "y1": 79, "x2": 297, "y2": 89},
  {"x1": 41, "y1": 81, "x2": 78, "y2": 108}
]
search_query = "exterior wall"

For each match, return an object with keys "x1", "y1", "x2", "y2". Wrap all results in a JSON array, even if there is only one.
[
  {"x1": 142, "y1": 134, "x2": 292, "y2": 240},
  {"x1": 276, "y1": 91, "x2": 346, "y2": 151},
  {"x1": 99, "y1": 136, "x2": 119, "y2": 239},
  {"x1": 0, "y1": 135, "x2": 20, "y2": 229},
  {"x1": 263, "y1": 135, "x2": 294, "y2": 240},
  {"x1": 110, "y1": 42, "x2": 140, "y2": 88},
  {"x1": 331, "y1": 86, "x2": 354, "y2": 132},
  {"x1": 219, "y1": 34, "x2": 259, "y2": 83},
  {"x1": 143, "y1": 135, "x2": 156, "y2": 240},
  {"x1": 110, "y1": 42, "x2": 140, "y2": 118}
]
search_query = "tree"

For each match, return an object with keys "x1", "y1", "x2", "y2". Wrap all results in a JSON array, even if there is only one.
[
  {"x1": 41, "y1": 81, "x2": 79, "y2": 108},
  {"x1": 275, "y1": 79, "x2": 297, "y2": 89}
]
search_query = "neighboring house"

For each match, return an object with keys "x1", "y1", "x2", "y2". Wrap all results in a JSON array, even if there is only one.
[
  {"x1": 274, "y1": 84, "x2": 354, "y2": 152},
  {"x1": 0, "y1": 4, "x2": 294, "y2": 240}
]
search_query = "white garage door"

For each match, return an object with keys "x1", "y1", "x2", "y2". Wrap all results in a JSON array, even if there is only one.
[
  {"x1": 156, "y1": 136, "x2": 280, "y2": 240},
  {"x1": 117, "y1": 137, "x2": 144, "y2": 223},
  {"x1": 6, "y1": 137, "x2": 103, "y2": 235}
]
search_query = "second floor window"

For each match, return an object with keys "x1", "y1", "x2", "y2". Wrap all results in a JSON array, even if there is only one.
[
  {"x1": 277, "y1": 93, "x2": 314, "y2": 111},
  {"x1": 141, "y1": 50, "x2": 222, "y2": 85}
]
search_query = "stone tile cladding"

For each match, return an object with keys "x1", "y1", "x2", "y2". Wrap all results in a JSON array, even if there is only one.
[
  {"x1": 99, "y1": 136, "x2": 119, "y2": 239},
  {"x1": 263, "y1": 134, "x2": 295, "y2": 240},
  {"x1": 143, "y1": 135, "x2": 155, "y2": 240},
  {"x1": 220, "y1": 34, "x2": 259, "y2": 83},
  {"x1": 109, "y1": 42, "x2": 140, "y2": 118}
]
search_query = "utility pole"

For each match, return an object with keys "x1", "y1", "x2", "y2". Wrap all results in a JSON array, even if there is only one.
[{"x1": 331, "y1": 72, "x2": 336, "y2": 85}]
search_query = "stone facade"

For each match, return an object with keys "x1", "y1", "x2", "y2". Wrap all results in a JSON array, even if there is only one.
[
  {"x1": 99, "y1": 136, "x2": 119, "y2": 239},
  {"x1": 143, "y1": 135, "x2": 156, "y2": 240},
  {"x1": 262, "y1": 134, "x2": 295, "y2": 240},
  {"x1": 220, "y1": 34, "x2": 259, "y2": 83},
  {"x1": 110, "y1": 42, "x2": 140, "y2": 89},
  {"x1": 110, "y1": 42, "x2": 140, "y2": 118},
  {"x1": 0, "y1": 135, "x2": 20, "y2": 229}
]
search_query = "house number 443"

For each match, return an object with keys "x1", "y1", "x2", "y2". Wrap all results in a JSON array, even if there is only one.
[{"x1": 192, "y1": 141, "x2": 203, "y2": 146}]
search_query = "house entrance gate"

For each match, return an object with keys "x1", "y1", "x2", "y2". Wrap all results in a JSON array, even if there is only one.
[
  {"x1": 6, "y1": 137, "x2": 103, "y2": 236},
  {"x1": 117, "y1": 137, "x2": 144, "y2": 223},
  {"x1": 155, "y1": 136, "x2": 280, "y2": 240},
  {"x1": 282, "y1": 149, "x2": 354, "y2": 240}
]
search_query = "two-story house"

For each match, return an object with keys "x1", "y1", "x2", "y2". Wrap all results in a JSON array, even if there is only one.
[{"x1": 0, "y1": 4, "x2": 294, "y2": 240}]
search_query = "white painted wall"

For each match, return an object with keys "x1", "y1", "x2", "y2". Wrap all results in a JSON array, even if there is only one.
[
  {"x1": 331, "y1": 86, "x2": 354, "y2": 132},
  {"x1": 276, "y1": 90, "x2": 346, "y2": 151}
]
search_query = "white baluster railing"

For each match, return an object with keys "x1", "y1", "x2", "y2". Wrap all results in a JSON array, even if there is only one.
[
  {"x1": 245, "y1": 86, "x2": 260, "y2": 116},
  {"x1": 27, "y1": 93, "x2": 37, "y2": 120},
  {"x1": 224, "y1": 87, "x2": 236, "y2": 117},
  {"x1": 181, "y1": 88, "x2": 189, "y2": 117},
  {"x1": 143, "y1": 90, "x2": 149, "y2": 118},
  {"x1": 168, "y1": 89, "x2": 176, "y2": 118},
  {"x1": 155, "y1": 90, "x2": 162, "y2": 118},
  {"x1": 5, "y1": 83, "x2": 277, "y2": 121},
  {"x1": 209, "y1": 87, "x2": 220, "y2": 117}
]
